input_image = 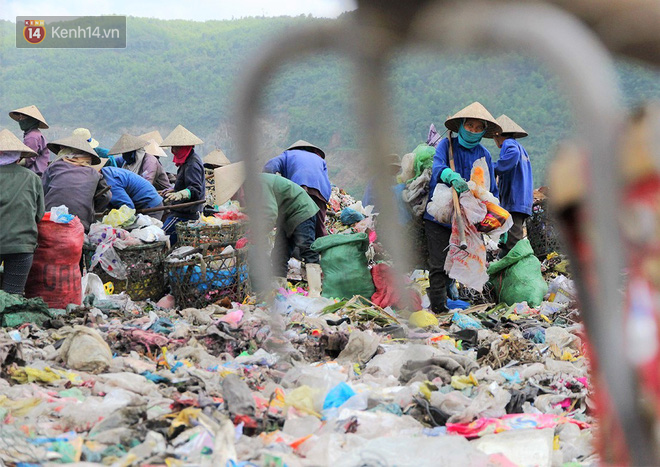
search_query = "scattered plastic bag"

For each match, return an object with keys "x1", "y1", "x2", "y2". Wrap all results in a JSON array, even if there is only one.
[
  {"x1": 102, "y1": 205, "x2": 136, "y2": 228},
  {"x1": 426, "y1": 183, "x2": 454, "y2": 224},
  {"x1": 59, "y1": 326, "x2": 113, "y2": 374},
  {"x1": 50, "y1": 205, "x2": 74, "y2": 224}
]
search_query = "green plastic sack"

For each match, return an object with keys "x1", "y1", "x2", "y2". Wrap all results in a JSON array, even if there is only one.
[
  {"x1": 412, "y1": 144, "x2": 435, "y2": 179},
  {"x1": 487, "y1": 238, "x2": 548, "y2": 307},
  {"x1": 311, "y1": 233, "x2": 375, "y2": 300}
]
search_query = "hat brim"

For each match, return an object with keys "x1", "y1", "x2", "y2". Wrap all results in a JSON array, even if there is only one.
[
  {"x1": 444, "y1": 117, "x2": 502, "y2": 138},
  {"x1": 9, "y1": 112, "x2": 49, "y2": 129},
  {"x1": 47, "y1": 143, "x2": 101, "y2": 165}
]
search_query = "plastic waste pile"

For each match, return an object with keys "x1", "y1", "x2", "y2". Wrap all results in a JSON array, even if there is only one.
[
  {"x1": 326, "y1": 187, "x2": 375, "y2": 235},
  {"x1": 0, "y1": 245, "x2": 594, "y2": 466}
]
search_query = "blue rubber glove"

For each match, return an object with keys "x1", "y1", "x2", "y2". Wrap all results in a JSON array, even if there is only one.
[{"x1": 441, "y1": 168, "x2": 469, "y2": 194}]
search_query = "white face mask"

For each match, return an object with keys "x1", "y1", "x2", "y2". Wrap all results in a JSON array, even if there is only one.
[{"x1": 0, "y1": 151, "x2": 21, "y2": 166}]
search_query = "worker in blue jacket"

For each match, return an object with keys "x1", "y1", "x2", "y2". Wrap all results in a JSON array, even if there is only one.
[
  {"x1": 101, "y1": 166, "x2": 164, "y2": 220},
  {"x1": 263, "y1": 140, "x2": 331, "y2": 237},
  {"x1": 492, "y1": 114, "x2": 533, "y2": 257},
  {"x1": 423, "y1": 102, "x2": 502, "y2": 314}
]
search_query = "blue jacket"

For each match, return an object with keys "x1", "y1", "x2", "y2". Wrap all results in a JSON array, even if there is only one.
[
  {"x1": 101, "y1": 167, "x2": 162, "y2": 210},
  {"x1": 424, "y1": 136, "x2": 498, "y2": 225},
  {"x1": 263, "y1": 149, "x2": 332, "y2": 201},
  {"x1": 494, "y1": 139, "x2": 533, "y2": 216}
]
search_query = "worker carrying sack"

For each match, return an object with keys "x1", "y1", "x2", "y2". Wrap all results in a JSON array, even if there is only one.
[
  {"x1": 487, "y1": 238, "x2": 548, "y2": 307},
  {"x1": 311, "y1": 232, "x2": 375, "y2": 300},
  {"x1": 25, "y1": 213, "x2": 84, "y2": 308}
]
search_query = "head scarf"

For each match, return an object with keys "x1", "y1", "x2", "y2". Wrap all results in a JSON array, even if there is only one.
[
  {"x1": 0, "y1": 151, "x2": 21, "y2": 166},
  {"x1": 123, "y1": 148, "x2": 146, "y2": 174},
  {"x1": 19, "y1": 116, "x2": 40, "y2": 133},
  {"x1": 457, "y1": 119, "x2": 487, "y2": 149},
  {"x1": 172, "y1": 146, "x2": 193, "y2": 167}
]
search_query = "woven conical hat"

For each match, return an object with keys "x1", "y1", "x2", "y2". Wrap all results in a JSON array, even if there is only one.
[
  {"x1": 138, "y1": 130, "x2": 163, "y2": 145},
  {"x1": 495, "y1": 114, "x2": 528, "y2": 139},
  {"x1": 0, "y1": 129, "x2": 38, "y2": 158},
  {"x1": 9, "y1": 105, "x2": 49, "y2": 129},
  {"x1": 144, "y1": 139, "x2": 168, "y2": 158},
  {"x1": 47, "y1": 135, "x2": 101, "y2": 165},
  {"x1": 444, "y1": 102, "x2": 501, "y2": 138},
  {"x1": 160, "y1": 125, "x2": 203, "y2": 147},
  {"x1": 285, "y1": 139, "x2": 326, "y2": 159},
  {"x1": 73, "y1": 128, "x2": 99, "y2": 148},
  {"x1": 204, "y1": 149, "x2": 231, "y2": 167},
  {"x1": 214, "y1": 162, "x2": 245, "y2": 206},
  {"x1": 108, "y1": 134, "x2": 148, "y2": 155}
]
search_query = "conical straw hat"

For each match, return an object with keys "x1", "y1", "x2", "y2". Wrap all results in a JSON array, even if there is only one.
[
  {"x1": 214, "y1": 162, "x2": 245, "y2": 206},
  {"x1": 444, "y1": 102, "x2": 501, "y2": 138},
  {"x1": 0, "y1": 128, "x2": 38, "y2": 158},
  {"x1": 138, "y1": 130, "x2": 163, "y2": 145},
  {"x1": 160, "y1": 125, "x2": 203, "y2": 147},
  {"x1": 73, "y1": 128, "x2": 99, "y2": 148},
  {"x1": 204, "y1": 149, "x2": 231, "y2": 167},
  {"x1": 108, "y1": 134, "x2": 148, "y2": 155},
  {"x1": 9, "y1": 105, "x2": 49, "y2": 129},
  {"x1": 47, "y1": 135, "x2": 101, "y2": 165},
  {"x1": 286, "y1": 139, "x2": 326, "y2": 159},
  {"x1": 144, "y1": 139, "x2": 168, "y2": 158},
  {"x1": 91, "y1": 157, "x2": 110, "y2": 171},
  {"x1": 495, "y1": 114, "x2": 528, "y2": 139}
]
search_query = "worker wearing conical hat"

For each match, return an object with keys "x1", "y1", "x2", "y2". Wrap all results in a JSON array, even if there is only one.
[
  {"x1": 9, "y1": 105, "x2": 51, "y2": 177},
  {"x1": 0, "y1": 129, "x2": 45, "y2": 295},
  {"x1": 491, "y1": 114, "x2": 533, "y2": 257},
  {"x1": 159, "y1": 125, "x2": 206, "y2": 243},
  {"x1": 424, "y1": 102, "x2": 502, "y2": 314},
  {"x1": 42, "y1": 135, "x2": 111, "y2": 233},
  {"x1": 263, "y1": 139, "x2": 331, "y2": 238},
  {"x1": 108, "y1": 134, "x2": 172, "y2": 191}
]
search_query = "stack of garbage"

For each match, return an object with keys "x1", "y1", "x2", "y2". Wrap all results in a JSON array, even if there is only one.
[{"x1": 0, "y1": 260, "x2": 593, "y2": 465}]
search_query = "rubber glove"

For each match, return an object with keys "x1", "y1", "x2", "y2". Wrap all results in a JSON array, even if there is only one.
[
  {"x1": 440, "y1": 168, "x2": 469, "y2": 194},
  {"x1": 165, "y1": 188, "x2": 191, "y2": 202}
]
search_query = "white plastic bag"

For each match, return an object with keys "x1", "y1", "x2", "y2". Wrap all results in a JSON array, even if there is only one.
[
  {"x1": 132, "y1": 225, "x2": 167, "y2": 243},
  {"x1": 459, "y1": 191, "x2": 488, "y2": 225},
  {"x1": 81, "y1": 273, "x2": 107, "y2": 301},
  {"x1": 426, "y1": 183, "x2": 454, "y2": 224},
  {"x1": 444, "y1": 197, "x2": 489, "y2": 291}
]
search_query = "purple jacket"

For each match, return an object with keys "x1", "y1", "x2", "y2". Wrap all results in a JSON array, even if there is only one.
[
  {"x1": 263, "y1": 149, "x2": 331, "y2": 201},
  {"x1": 23, "y1": 129, "x2": 51, "y2": 177},
  {"x1": 141, "y1": 153, "x2": 172, "y2": 191}
]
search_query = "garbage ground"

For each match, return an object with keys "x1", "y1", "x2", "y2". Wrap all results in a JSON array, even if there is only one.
[{"x1": 0, "y1": 250, "x2": 594, "y2": 466}]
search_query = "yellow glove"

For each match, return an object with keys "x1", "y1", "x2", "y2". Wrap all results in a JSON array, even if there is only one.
[{"x1": 165, "y1": 188, "x2": 191, "y2": 202}]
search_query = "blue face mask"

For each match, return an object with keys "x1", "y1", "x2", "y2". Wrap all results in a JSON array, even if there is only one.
[{"x1": 457, "y1": 120, "x2": 486, "y2": 149}]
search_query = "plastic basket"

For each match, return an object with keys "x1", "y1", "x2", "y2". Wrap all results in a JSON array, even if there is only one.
[
  {"x1": 165, "y1": 246, "x2": 250, "y2": 308},
  {"x1": 525, "y1": 201, "x2": 563, "y2": 257},
  {"x1": 176, "y1": 221, "x2": 248, "y2": 248},
  {"x1": 83, "y1": 241, "x2": 167, "y2": 301}
]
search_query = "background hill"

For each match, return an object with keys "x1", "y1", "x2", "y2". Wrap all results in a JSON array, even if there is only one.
[{"x1": 2, "y1": 15, "x2": 660, "y2": 196}]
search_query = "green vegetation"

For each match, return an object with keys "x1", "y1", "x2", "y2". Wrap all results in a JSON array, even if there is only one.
[{"x1": 2, "y1": 16, "x2": 660, "y2": 196}]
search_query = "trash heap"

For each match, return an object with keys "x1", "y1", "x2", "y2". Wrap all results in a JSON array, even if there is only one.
[{"x1": 0, "y1": 251, "x2": 594, "y2": 466}]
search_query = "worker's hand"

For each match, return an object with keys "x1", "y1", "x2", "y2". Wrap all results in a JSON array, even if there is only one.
[
  {"x1": 165, "y1": 188, "x2": 191, "y2": 203},
  {"x1": 450, "y1": 178, "x2": 469, "y2": 194},
  {"x1": 441, "y1": 169, "x2": 469, "y2": 194}
]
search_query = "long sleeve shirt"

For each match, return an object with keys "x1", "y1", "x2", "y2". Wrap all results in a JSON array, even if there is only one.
[
  {"x1": 141, "y1": 153, "x2": 172, "y2": 191},
  {"x1": 494, "y1": 139, "x2": 533, "y2": 216},
  {"x1": 22, "y1": 129, "x2": 51, "y2": 177},
  {"x1": 101, "y1": 167, "x2": 163, "y2": 210},
  {"x1": 171, "y1": 150, "x2": 205, "y2": 220},
  {"x1": 424, "y1": 136, "x2": 499, "y2": 225},
  {"x1": 260, "y1": 173, "x2": 320, "y2": 236},
  {"x1": 0, "y1": 164, "x2": 45, "y2": 254},
  {"x1": 263, "y1": 149, "x2": 332, "y2": 202},
  {"x1": 42, "y1": 160, "x2": 111, "y2": 232}
]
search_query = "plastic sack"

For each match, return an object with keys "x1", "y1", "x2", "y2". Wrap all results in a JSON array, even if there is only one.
[
  {"x1": 426, "y1": 183, "x2": 454, "y2": 224},
  {"x1": 102, "y1": 205, "x2": 136, "y2": 228},
  {"x1": 90, "y1": 241, "x2": 128, "y2": 280},
  {"x1": 460, "y1": 191, "x2": 488, "y2": 225},
  {"x1": 400, "y1": 152, "x2": 415, "y2": 182},
  {"x1": 444, "y1": 199, "x2": 489, "y2": 292},
  {"x1": 470, "y1": 157, "x2": 491, "y2": 193},
  {"x1": 59, "y1": 326, "x2": 113, "y2": 374},
  {"x1": 413, "y1": 144, "x2": 435, "y2": 179},
  {"x1": 487, "y1": 238, "x2": 548, "y2": 307},
  {"x1": 24, "y1": 214, "x2": 84, "y2": 308},
  {"x1": 311, "y1": 233, "x2": 375, "y2": 300},
  {"x1": 370, "y1": 263, "x2": 421, "y2": 310}
]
